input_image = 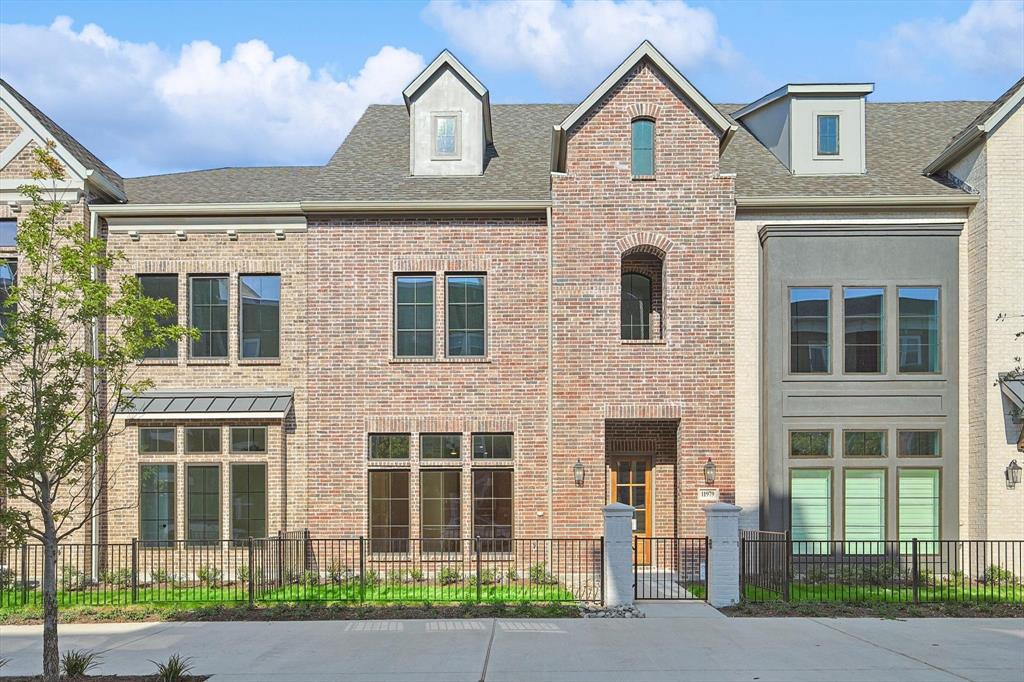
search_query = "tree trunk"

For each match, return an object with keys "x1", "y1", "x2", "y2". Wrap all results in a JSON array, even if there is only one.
[{"x1": 42, "y1": 534, "x2": 59, "y2": 681}]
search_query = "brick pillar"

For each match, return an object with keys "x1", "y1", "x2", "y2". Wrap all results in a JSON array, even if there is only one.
[
  {"x1": 603, "y1": 502, "x2": 634, "y2": 606},
  {"x1": 705, "y1": 502, "x2": 741, "y2": 607}
]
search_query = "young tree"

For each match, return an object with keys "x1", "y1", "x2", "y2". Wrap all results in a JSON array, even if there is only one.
[{"x1": 0, "y1": 146, "x2": 190, "y2": 681}]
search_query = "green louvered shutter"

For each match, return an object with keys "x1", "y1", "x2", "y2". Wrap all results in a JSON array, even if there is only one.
[
  {"x1": 631, "y1": 120, "x2": 654, "y2": 176},
  {"x1": 790, "y1": 470, "x2": 831, "y2": 555},
  {"x1": 899, "y1": 469, "x2": 940, "y2": 553},
  {"x1": 844, "y1": 470, "x2": 885, "y2": 554}
]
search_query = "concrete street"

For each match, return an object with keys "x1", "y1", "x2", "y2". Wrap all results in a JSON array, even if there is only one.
[{"x1": 1, "y1": 603, "x2": 1022, "y2": 681}]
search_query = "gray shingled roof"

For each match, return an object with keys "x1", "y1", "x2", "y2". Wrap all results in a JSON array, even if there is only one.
[
  {"x1": 122, "y1": 100, "x2": 991, "y2": 205},
  {"x1": 1, "y1": 78, "x2": 124, "y2": 197},
  {"x1": 944, "y1": 77, "x2": 1024, "y2": 151},
  {"x1": 119, "y1": 389, "x2": 293, "y2": 418},
  {"x1": 719, "y1": 101, "x2": 990, "y2": 197}
]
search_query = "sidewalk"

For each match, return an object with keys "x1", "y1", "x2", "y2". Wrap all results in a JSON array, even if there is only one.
[{"x1": 1, "y1": 607, "x2": 1021, "y2": 681}]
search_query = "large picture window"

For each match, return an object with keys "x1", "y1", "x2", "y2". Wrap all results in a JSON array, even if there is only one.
[
  {"x1": 844, "y1": 470, "x2": 885, "y2": 555},
  {"x1": 447, "y1": 275, "x2": 485, "y2": 356},
  {"x1": 899, "y1": 469, "x2": 940, "y2": 553},
  {"x1": 621, "y1": 272, "x2": 651, "y2": 340},
  {"x1": 230, "y1": 464, "x2": 266, "y2": 540},
  {"x1": 138, "y1": 275, "x2": 179, "y2": 359},
  {"x1": 844, "y1": 287, "x2": 883, "y2": 373},
  {"x1": 239, "y1": 274, "x2": 280, "y2": 359},
  {"x1": 898, "y1": 287, "x2": 940, "y2": 373},
  {"x1": 369, "y1": 470, "x2": 409, "y2": 553},
  {"x1": 790, "y1": 288, "x2": 831, "y2": 373},
  {"x1": 473, "y1": 469, "x2": 513, "y2": 553},
  {"x1": 420, "y1": 470, "x2": 461, "y2": 553},
  {"x1": 140, "y1": 464, "x2": 175, "y2": 546},
  {"x1": 631, "y1": 118, "x2": 655, "y2": 176},
  {"x1": 187, "y1": 465, "x2": 220, "y2": 545},
  {"x1": 190, "y1": 276, "x2": 229, "y2": 358},
  {"x1": 790, "y1": 469, "x2": 831, "y2": 554},
  {"x1": 395, "y1": 276, "x2": 434, "y2": 357}
]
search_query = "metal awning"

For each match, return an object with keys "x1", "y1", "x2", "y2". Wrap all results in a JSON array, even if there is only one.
[
  {"x1": 116, "y1": 388, "x2": 293, "y2": 420},
  {"x1": 1000, "y1": 374, "x2": 1024, "y2": 409}
]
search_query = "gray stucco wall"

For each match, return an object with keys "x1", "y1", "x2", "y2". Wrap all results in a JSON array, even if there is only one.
[{"x1": 761, "y1": 226, "x2": 961, "y2": 540}]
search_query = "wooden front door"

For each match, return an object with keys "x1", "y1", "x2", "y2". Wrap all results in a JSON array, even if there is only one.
[{"x1": 609, "y1": 456, "x2": 652, "y2": 565}]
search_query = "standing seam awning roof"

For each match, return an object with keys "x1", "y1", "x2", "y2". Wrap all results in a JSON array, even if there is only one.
[{"x1": 116, "y1": 389, "x2": 293, "y2": 420}]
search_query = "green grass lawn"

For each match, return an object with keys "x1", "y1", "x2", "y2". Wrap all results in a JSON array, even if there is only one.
[{"x1": 742, "y1": 582, "x2": 1024, "y2": 604}]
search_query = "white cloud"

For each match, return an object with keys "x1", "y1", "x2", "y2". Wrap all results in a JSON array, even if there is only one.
[
  {"x1": 423, "y1": 0, "x2": 737, "y2": 92},
  {"x1": 0, "y1": 17, "x2": 424, "y2": 176},
  {"x1": 871, "y1": 0, "x2": 1023, "y2": 82}
]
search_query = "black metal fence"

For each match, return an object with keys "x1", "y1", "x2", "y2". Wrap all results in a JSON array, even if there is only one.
[
  {"x1": 0, "y1": 535, "x2": 603, "y2": 607},
  {"x1": 633, "y1": 537, "x2": 707, "y2": 600},
  {"x1": 740, "y1": 532, "x2": 1024, "y2": 604}
]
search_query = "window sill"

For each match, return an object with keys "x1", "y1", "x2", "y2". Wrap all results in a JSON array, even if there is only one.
[
  {"x1": 187, "y1": 358, "x2": 231, "y2": 366},
  {"x1": 419, "y1": 459, "x2": 463, "y2": 466},
  {"x1": 631, "y1": 175, "x2": 656, "y2": 181},
  {"x1": 621, "y1": 338, "x2": 666, "y2": 346},
  {"x1": 139, "y1": 358, "x2": 179, "y2": 366},
  {"x1": 367, "y1": 460, "x2": 411, "y2": 467},
  {"x1": 390, "y1": 356, "x2": 491, "y2": 364},
  {"x1": 471, "y1": 459, "x2": 514, "y2": 467},
  {"x1": 238, "y1": 358, "x2": 282, "y2": 366}
]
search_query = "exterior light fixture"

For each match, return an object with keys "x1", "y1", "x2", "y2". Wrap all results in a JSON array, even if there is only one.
[
  {"x1": 1007, "y1": 459, "x2": 1022, "y2": 489},
  {"x1": 703, "y1": 457, "x2": 716, "y2": 486},
  {"x1": 573, "y1": 459, "x2": 585, "y2": 486}
]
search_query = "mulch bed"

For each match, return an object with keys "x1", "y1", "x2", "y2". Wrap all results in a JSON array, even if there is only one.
[{"x1": 721, "y1": 601, "x2": 1024, "y2": 618}]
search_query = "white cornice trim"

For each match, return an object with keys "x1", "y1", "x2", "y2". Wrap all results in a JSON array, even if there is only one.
[
  {"x1": 732, "y1": 83, "x2": 875, "y2": 119},
  {"x1": 735, "y1": 194, "x2": 978, "y2": 209},
  {"x1": 0, "y1": 129, "x2": 33, "y2": 168},
  {"x1": 91, "y1": 202, "x2": 304, "y2": 217},
  {"x1": 105, "y1": 215, "x2": 307, "y2": 234},
  {"x1": 758, "y1": 221, "x2": 964, "y2": 243}
]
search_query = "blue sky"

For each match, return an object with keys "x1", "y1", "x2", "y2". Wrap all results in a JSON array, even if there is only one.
[{"x1": 1, "y1": 0, "x2": 1021, "y2": 176}]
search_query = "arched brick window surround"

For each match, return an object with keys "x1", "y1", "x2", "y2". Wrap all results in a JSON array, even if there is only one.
[{"x1": 618, "y1": 233, "x2": 672, "y2": 341}]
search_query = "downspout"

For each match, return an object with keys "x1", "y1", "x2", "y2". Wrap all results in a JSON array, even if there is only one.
[
  {"x1": 546, "y1": 206, "x2": 553, "y2": 537},
  {"x1": 89, "y1": 204, "x2": 100, "y2": 581}
]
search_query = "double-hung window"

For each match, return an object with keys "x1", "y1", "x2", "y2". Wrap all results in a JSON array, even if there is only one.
[
  {"x1": 138, "y1": 275, "x2": 178, "y2": 359},
  {"x1": 239, "y1": 274, "x2": 280, "y2": 359},
  {"x1": 395, "y1": 276, "x2": 434, "y2": 357},
  {"x1": 817, "y1": 115, "x2": 839, "y2": 156},
  {"x1": 190, "y1": 276, "x2": 229, "y2": 358},
  {"x1": 432, "y1": 114, "x2": 460, "y2": 159},
  {"x1": 790, "y1": 288, "x2": 831, "y2": 373},
  {"x1": 631, "y1": 119, "x2": 655, "y2": 176},
  {"x1": 447, "y1": 275, "x2": 485, "y2": 356},
  {"x1": 898, "y1": 287, "x2": 940, "y2": 373}
]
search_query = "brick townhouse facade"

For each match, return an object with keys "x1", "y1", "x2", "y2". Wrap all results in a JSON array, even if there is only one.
[{"x1": 1, "y1": 42, "x2": 1021, "y2": 558}]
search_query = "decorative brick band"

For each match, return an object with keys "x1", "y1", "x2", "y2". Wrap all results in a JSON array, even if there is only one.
[
  {"x1": 627, "y1": 102, "x2": 662, "y2": 120},
  {"x1": 603, "y1": 404, "x2": 683, "y2": 419},
  {"x1": 134, "y1": 259, "x2": 286, "y2": 273},
  {"x1": 392, "y1": 256, "x2": 490, "y2": 273},
  {"x1": 616, "y1": 232, "x2": 674, "y2": 258},
  {"x1": 365, "y1": 415, "x2": 516, "y2": 433},
  {"x1": 606, "y1": 438, "x2": 660, "y2": 453}
]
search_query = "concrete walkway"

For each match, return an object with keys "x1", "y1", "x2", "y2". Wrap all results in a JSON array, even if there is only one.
[{"x1": 1, "y1": 608, "x2": 1021, "y2": 681}]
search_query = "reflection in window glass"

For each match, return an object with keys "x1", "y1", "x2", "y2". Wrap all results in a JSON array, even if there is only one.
[
  {"x1": 190, "y1": 276, "x2": 229, "y2": 358},
  {"x1": 899, "y1": 288, "x2": 940, "y2": 373},
  {"x1": 369, "y1": 434, "x2": 410, "y2": 460},
  {"x1": 621, "y1": 273, "x2": 651, "y2": 340},
  {"x1": 789, "y1": 431, "x2": 832, "y2": 458},
  {"x1": 420, "y1": 434, "x2": 461, "y2": 460},
  {"x1": 791, "y1": 288, "x2": 831, "y2": 373},
  {"x1": 844, "y1": 431, "x2": 887, "y2": 457},
  {"x1": 472, "y1": 433, "x2": 512, "y2": 459},
  {"x1": 631, "y1": 119, "x2": 654, "y2": 175},
  {"x1": 844, "y1": 287, "x2": 883, "y2": 373},
  {"x1": 0, "y1": 260, "x2": 15, "y2": 330},
  {"x1": 817, "y1": 115, "x2": 839, "y2": 155},
  {"x1": 434, "y1": 116, "x2": 457, "y2": 157},
  {"x1": 0, "y1": 219, "x2": 15, "y2": 247},
  {"x1": 897, "y1": 430, "x2": 941, "y2": 457},
  {"x1": 447, "y1": 276, "x2": 485, "y2": 356},
  {"x1": 395, "y1": 276, "x2": 433, "y2": 357},
  {"x1": 185, "y1": 427, "x2": 221, "y2": 454},
  {"x1": 240, "y1": 275, "x2": 280, "y2": 358}
]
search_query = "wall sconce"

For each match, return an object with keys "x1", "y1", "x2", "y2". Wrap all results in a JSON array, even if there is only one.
[
  {"x1": 573, "y1": 459, "x2": 585, "y2": 487},
  {"x1": 703, "y1": 457, "x2": 716, "y2": 486},
  {"x1": 1007, "y1": 459, "x2": 1022, "y2": 489}
]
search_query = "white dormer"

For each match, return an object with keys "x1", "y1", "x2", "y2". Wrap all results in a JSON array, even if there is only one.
[
  {"x1": 403, "y1": 50, "x2": 492, "y2": 177},
  {"x1": 732, "y1": 83, "x2": 873, "y2": 176}
]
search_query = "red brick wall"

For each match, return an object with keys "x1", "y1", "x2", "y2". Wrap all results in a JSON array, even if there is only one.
[{"x1": 550, "y1": 61, "x2": 736, "y2": 537}]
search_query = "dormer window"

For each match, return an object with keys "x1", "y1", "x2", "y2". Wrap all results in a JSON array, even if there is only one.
[
  {"x1": 432, "y1": 113, "x2": 461, "y2": 159},
  {"x1": 816, "y1": 114, "x2": 840, "y2": 156},
  {"x1": 631, "y1": 118, "x2": 655, "y2": 177}
]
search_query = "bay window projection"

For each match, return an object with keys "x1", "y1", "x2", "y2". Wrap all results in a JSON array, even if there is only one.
[
  {"x1": 790, "y1": 469, "x2": 831, "y2": 554},
  {"x1": 898, "y1": 287, "x2": 940, "y2": 373}
]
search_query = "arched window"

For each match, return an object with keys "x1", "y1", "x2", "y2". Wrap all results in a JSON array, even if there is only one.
[
  {"x1": 621, "y1": 272, "x2": 652, "y2": 340},
  {"x1": 631, "y1": 119, "x2": 655, "y2": 176}
]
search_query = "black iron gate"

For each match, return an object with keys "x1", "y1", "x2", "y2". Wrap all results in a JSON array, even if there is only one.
[{"x1": 633, "y1": 537, "x2": 708, "y2": 600}]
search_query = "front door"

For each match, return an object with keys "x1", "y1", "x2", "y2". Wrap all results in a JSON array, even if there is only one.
[{"x1": 609, "y1": 456, "x2": 652, "y2": 565}]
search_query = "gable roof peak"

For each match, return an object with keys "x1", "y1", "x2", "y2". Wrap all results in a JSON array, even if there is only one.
[{"x1": 401, "y1": 49, "x2": 492, "y2": 145}]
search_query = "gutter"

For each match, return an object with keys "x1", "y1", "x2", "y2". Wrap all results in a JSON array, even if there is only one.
[
  {"x1": 735, "y1": 194, "x2": 979, "y2": 210},
  {"x1": 922, "y1": 126, "x2": 984, "y2": 176},
  {"x1": 89, "y1": 207, "x2": 100, "y2": 581},
  {"x1": 546, "y1": 205, "x2": 553, "y2": 538},
  {"x1": 90, "y1": 200, "x2": 551, "y2": 218}
]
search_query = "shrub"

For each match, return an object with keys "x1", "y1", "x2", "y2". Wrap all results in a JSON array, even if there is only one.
[
  {"x1": 237, "y1": 563, "x2": 250, "y2": 584},
  {"x1": 506, "y1": 567, "x2": 519, "y2": 582},
  {"x1": 438, "y1": 567, "x2": 462, "y2": 586},
  {"x1": 60, "y1": 565, "x2": 87, "y2": 591},
  {"x1": 328, "y1": 561, "x2": 350, "y2": 585},
  {"x1": 860, "y1": 562, "x2": 903, "y2": 586},
  {"x1": 300, "y1": 570, "x2": 320, "y2": 587},
  {"x1": 387, "y1": 569, "x2": 407, "y2": 584},
  {"x1": 152, "y1": 653, "x2": 194, "y2": 682},
  {"x1": 981, "y1": 565, "x2": 1018, "y2": 585},
  {"x1": 61, "y1": 648, "x2": 101, "y2": 677},
  {"x1": 528, "y1": 562, "x2": 557, "y2": 585},
  {"x1": 803, "y1": 566, "x2": 830, "y2": 584},
  {"x1": 409, "y1": 567, "x2": 425, "y2": 582},
  {"x1": 478, "y1": 568, "x2": 500, "y2": 585},
  {"x1": 150, "y1": 568, "x2": 172, "y2": 585},
  {"x1": 196, "y1": 565, "x2": 222, "y2": 587},
  {"x1": 0, "y1": 567, "x2": 15, "y2": 590},
  {"x1": 363, "y1": 569, "x2": 380, "y2": 587},
  {"x1": 100, "y1": 568, "x2": 132, "y2": 588}
]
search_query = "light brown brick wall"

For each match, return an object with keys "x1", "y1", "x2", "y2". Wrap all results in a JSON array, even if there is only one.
[{"x1": 551, "y1": 62, "x2": 736, "y2": 537}]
